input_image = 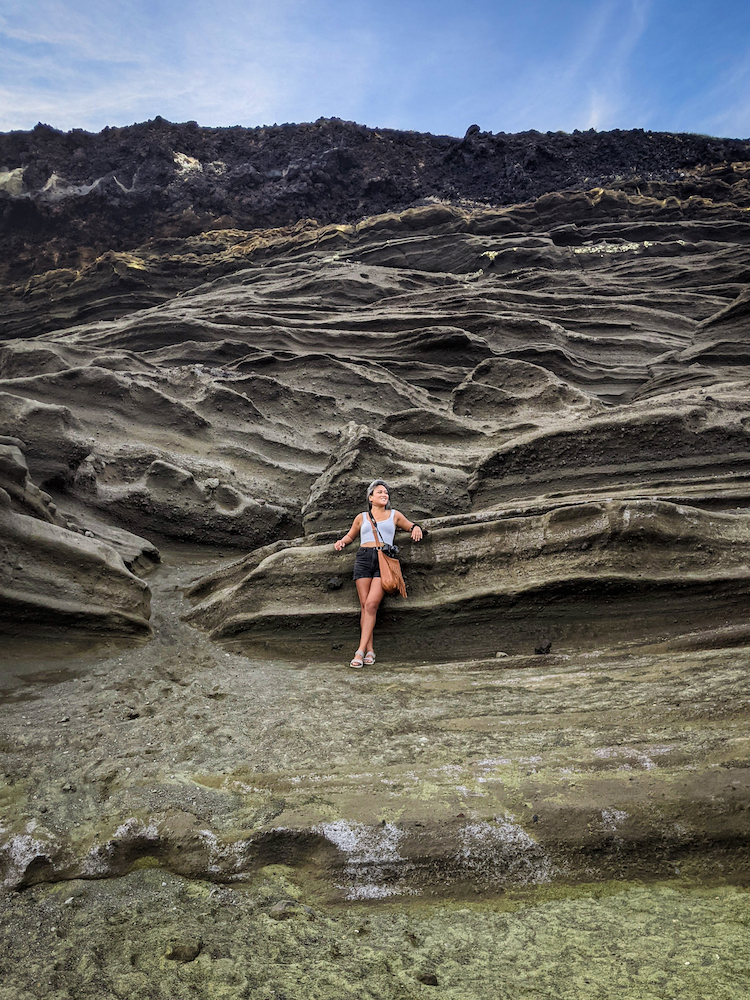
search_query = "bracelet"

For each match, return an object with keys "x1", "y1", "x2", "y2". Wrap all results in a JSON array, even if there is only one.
[{"x1": 411, "y1": 523, "x2": 422, "y2": 531}]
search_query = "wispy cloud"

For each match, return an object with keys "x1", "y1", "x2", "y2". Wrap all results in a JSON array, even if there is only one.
[
  {"x1": 0, "y1": 0, "x2": 745, "y2": 137},
  {"x1": 0, "y1": 0, "x2": 384, "y2": 131},
  {"x1": 584, "y1": 0, "x2": 652, "y2": 129},
  {"x1": 476, "y1": 0, "x2": 653, "y2": 134}
]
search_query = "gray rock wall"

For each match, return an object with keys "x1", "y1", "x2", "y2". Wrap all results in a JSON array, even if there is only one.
[
  {"x1": 3, "y1": 165, "x2": 750, "y2": 648},
  {"x1": 0, "y1": 436, "x2": 153, "y2": 635}
]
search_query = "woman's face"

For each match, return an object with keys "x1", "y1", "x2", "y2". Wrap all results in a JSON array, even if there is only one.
[{"x1": 369, "y1": 484, "x2": 389, "y2": 507}]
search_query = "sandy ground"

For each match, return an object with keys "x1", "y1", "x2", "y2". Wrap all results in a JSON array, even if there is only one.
[
  {"x1": 2, "y1": 545, "x2": 750, "y2": 997},
  {"x1": 1, "y1": 871, "x2": 748, "y2": 999}
]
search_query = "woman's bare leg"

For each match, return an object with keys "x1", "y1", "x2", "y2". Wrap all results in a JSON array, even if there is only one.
[
  {"x1": 356, "y1": 578, "x2": 369, "y2": 644},
  {"x1": 355, "y1": 578, "x2": 372, "y2": 651},
  {"x1": 355, "y1": 577, "x2": 384, "y2": 653}
]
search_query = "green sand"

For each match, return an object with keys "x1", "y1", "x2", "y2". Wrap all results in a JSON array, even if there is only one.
[{"x1": 1, "y1": 870, "x2": 748, "y2": 1000}]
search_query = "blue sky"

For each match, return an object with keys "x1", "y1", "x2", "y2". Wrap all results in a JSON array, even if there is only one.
[{"x1": 1, "y1": 0, "x2": 749, "y2": 137}]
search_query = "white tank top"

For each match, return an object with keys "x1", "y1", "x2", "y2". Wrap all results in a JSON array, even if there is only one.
[{"x1": 360, "y1": 510, "x2": 396, "y2": 545}]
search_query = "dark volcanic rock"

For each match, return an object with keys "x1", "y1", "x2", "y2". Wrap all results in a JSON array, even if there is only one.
[{"x1": 2, "y1": 118, "x2": 749, "y2": 288}]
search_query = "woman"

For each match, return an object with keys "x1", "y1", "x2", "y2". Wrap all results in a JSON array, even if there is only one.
[{"x1": 334, "y1": 479, "x2": 423, "y2": 668}]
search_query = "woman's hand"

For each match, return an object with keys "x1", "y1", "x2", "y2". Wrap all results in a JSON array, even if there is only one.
[
  {"x1": 411, "y1": 526, "x2": 423, "y2": 542},
  {"x1": 334, "y1": 538, "x2": 348, "y2": 552}
]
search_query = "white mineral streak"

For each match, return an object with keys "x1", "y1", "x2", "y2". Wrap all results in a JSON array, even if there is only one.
[
  {"x1": 82, "y1": 818, "x2": 160, "y2": 877},
  {"x1": 41, "y1": 173, "x2": 100, "y2": 201},
  {"x1": 572, "y1": 241, "x2": 650, "y2": 254},
  {"x1": 456, "y1": 784, "x2": 486, "y2": 798},
  {"x1": 476, "y1": 757, "x2": 513, "y2": 769},
  {"x1": 316, "y1": 820, "x2": 412, "y2": 900},
  {"x1": 458, "y1": 817, "x2": 553, "y2": 885},
  {"x1": 593, "y1": 746, "x2": 671, "y2": 770},
  {"x1": 347, "y1": 882, "x2": 411, "y2": 901},
  {"x1": 197, "y1": 828, "x2": 250, "y2": 875},
  {"x1": 81, "y1": 848, "x2": 110, "y2": 878},
  {"x1": 600, "y1": 808, "x2": 629, "y2": 831},
  {"x1": 113, "y1": 818, "x2": 159, "y2": 841},
  {"x1": 36, "y1": 172, "x2": 134, "y2": 202}
]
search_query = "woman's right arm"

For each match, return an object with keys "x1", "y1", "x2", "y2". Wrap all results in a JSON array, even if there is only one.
[{"x1": 334, "y1": 514, "x2": 362, "y2": 551}]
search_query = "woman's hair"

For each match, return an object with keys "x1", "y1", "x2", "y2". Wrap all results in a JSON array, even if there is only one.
[{"x1": 366, "y1": 479, "x2": 391, "y2": 511}]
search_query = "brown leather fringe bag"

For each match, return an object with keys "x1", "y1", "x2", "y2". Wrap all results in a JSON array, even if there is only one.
[{"x1": 368, "y1": 514, "x2": 407, "y2": 597}]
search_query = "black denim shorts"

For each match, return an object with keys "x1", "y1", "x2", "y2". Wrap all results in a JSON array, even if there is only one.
[{"x1": 352, "y1": 546, "x2": 380, "y2": 580}]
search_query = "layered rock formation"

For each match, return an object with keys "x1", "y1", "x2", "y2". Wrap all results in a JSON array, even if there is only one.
[
  {"x1": 0, "y1": 436, "x2": 153, "y2": 636},
  {"x1": 1, "y1": 126, "x2": 750, "y2": 989},
  {"x1": 185, "y1": 500, "x2": 750, "y2": 659},
  {"x1": 2, "y1": 147, "x2": 750, "y2": 643}
]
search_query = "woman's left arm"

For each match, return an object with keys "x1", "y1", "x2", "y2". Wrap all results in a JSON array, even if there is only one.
[{"x1": 394, "y1": 510, "x2": 423, "y2": 542}]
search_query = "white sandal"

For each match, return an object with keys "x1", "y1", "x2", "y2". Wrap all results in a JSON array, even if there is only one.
[{"x1": 349, "y1": 649, "x2": 365, "y2": 669}]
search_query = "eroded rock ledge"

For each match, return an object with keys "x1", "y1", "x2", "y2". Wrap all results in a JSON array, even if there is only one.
[
  {"x1": 0, "y1": 436, "x2": 153, "y2": 636},
  {"x1": 184, "y1": 499, "x2": 750, "y2": 659},
  {"x1": 2, "y1": 628, "x2": 748, "y2": 898}
]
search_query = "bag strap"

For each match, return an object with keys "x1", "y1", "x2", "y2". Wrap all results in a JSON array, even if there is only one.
[{"x1": 367, "y1": 512, "x2": 384, "y2": 548}]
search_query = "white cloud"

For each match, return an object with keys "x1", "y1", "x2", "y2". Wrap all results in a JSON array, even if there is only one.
[
  {"x1": 0, "y1": 0, "x2": 385, "y2": 131},
  {"x1": 0, "y1": 0, "x2": 150, "y2": 63},
  {"x1": 484, "y1": 0, "x2": 652, "y2": 134},
  {"x1": 0, "y1": 0, "x2": 743, "y2": 139},
  {"x1": 585, "y1": 91, "x2": 616, "y2": 132}
]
